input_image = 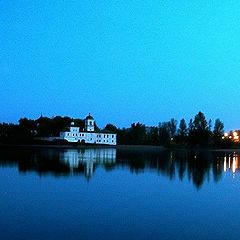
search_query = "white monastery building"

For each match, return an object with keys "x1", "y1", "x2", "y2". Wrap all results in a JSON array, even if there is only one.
[{"x1": 60, "y1": 114, "x2": 117, "y2": 146}]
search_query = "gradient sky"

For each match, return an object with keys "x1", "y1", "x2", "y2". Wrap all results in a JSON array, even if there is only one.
[{"x1": 1, "y1": 1, "x2": 240, "y2": 130}]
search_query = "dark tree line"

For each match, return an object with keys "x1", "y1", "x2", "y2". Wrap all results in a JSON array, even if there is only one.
[
  {"x1": 0, "y1": 116, "x2": 85, "y2": 144},
  {"x1": 0, "y1": 111, "x2": 237, "y2": 147},
  {"x1": 108, "y1": 111, "x2": 233, "y2": 147}
]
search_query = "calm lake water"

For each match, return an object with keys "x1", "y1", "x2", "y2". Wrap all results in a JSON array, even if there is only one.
[{"x1": 0, "y1": 146, "x2": 240, "y2": 240}]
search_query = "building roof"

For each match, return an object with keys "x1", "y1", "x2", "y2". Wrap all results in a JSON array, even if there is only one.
[{"x1": 86, "y1": 113, "x2": 94, "y2": 120}]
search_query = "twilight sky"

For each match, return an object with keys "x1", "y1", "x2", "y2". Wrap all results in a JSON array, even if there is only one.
[{"x1": 1, "y1": 1, "x2": 240, "y2": 130}]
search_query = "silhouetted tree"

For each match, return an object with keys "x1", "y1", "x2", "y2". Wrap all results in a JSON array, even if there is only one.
[
  {"x1": 104, "y1": 124, "x2": 118, "y2": 133},
  {"x1": 128, "y1": 123, "x2": 146, "y2": 145},
  {"x1": 168, "y1": 118, "x2": 178, "y2": 138},
  {"x1": 146, "y1": 127, "x2": 159, "y2": 145},
  {"x1": 208, "y1": 119, "x2": 212, "y2": 131},
  {"x1": 177, "y1": 118, "x2": 188, "y2": 144},
  {"x1": 19, "y1": 118, "x2": 36, "y2": 136},
  {"x1": 188, "y1": 118, "x2": 194, "y2": 133},
  {"x1": 116, "y1": 128, "x2": 129, "y2": 145},
  {"x1": 74, "y1": 118, "x2": 85, "y2": 130},
  {"x1": 212, "y1": 119, "x2": 224, "y2": 146},
  {"x1": 0, "y1": 123, "x2": 20, "y2": 143},
  {"x1": 36, "y1": 117, "x2": 54, "y2": 136},
  {"x1": 188, "y1": 112, "x2": 211, "y2": 146},
  {"x1": 158, "y1": 122, "x2": 171, "y2": 145},
  {"x1": 51, "y1": 116, "x2": 72, "y2": 136},
  {"x1": 213, "y1": 119, "x2": 224, "y2": 137},
  {"x1": 178, "y1": 119, "x2": 187, "y2": 137},
  {"x1": 193, "y1": 112, "x2": 208, "y2": 131}
]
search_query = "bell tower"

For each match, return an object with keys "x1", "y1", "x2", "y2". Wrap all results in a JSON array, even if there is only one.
[{"x1": 85, "y1": 113, "x2": 95, "y2": 132}]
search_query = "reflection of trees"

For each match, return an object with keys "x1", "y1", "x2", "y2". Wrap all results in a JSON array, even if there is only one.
[
  {"x1": 0, "y1": 147, "x2": 115, "y2": 179},
  {"x1": 117, "y1": 149, "x2": 229, "y2": 189},
  {"x1": 0, "y1": 148, "x2": 71, "y2": 176},
  {"x1": 0, "y1": 147, "x2": 239, "y2": 189},
  {"x1": 0, "y1": 148, "x2": 82, "y2": 177}
]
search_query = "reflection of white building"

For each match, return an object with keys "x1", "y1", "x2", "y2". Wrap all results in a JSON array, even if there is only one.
[
  {"x1": 60, "y1": 114, "x2": 117, "y2": 145},
  {"x1": 60, "y1": 148, "x2": 116, "y2": 177}
]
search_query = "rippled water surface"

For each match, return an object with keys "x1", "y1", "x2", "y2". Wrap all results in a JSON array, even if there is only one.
[{"x1": 0, "y1": 146, "x2": 240, "y2": 240}]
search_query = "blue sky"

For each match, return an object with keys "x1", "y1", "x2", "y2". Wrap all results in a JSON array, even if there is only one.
[{"x1": 1, "y1": 1, "x2": 240, "y2": 130}]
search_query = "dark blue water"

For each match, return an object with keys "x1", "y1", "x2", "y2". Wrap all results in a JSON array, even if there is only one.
[{"x1": 0, "y1": 147, "x2": 240, "y2": 240}]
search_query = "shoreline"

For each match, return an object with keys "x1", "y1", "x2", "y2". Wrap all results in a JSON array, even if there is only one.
[
  {"x1": 0, "y1": 143, "x2": 165, "y2": 151},
  {"x1": 0, "y1": 143, "x2": 239, "y2": 152}
]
